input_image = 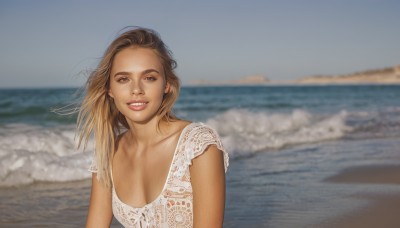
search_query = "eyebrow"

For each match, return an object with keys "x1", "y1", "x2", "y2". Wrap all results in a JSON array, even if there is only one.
[{"x1": 113, "y1": 69, "x2": 160, "y2": 77}]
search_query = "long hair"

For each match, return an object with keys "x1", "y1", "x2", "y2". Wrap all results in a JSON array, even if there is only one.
[{"x1": 77, "y1": 27, "x2": 180, "y2": 187}]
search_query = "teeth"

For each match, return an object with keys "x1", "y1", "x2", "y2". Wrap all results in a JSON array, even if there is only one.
[{"x1": 129, "y1": 102, "x2": 146, "y2": 106}]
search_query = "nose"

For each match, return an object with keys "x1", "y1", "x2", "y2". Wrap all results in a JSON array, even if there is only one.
[{"x1": 131, "y1": 81, "x2": 144, "y2": 95}]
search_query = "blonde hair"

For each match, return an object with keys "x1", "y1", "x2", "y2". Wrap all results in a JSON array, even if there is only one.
[{"x1": 77, "y1": 27, "x2": 180, "y2": 187}]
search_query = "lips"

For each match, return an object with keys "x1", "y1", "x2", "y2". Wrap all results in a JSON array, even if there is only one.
[{"x1": 127, "y1": 101, "x2": 148, "y2": 111}]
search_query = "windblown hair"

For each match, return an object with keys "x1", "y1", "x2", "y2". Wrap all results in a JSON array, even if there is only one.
[{"x1": 77, "y1": 27, "x2": 180, "y2": 187}]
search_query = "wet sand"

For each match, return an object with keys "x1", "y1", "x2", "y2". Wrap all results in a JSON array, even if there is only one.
[{"x1": 322, "y1": 164, "x2": 400, "y2": 228}]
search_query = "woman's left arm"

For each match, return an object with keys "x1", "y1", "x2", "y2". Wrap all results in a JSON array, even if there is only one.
[{"x1": 190, "y1": 145, "x2": 226, "y2": 228}]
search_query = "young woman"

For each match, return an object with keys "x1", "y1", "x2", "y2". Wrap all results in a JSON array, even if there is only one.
[{"x1": 77, "y1": 27, "x2": 229, "y2": 227}]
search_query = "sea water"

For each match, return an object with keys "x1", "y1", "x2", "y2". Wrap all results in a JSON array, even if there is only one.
[{"x1": 1, "y1": 85, "x2": 400, "y2": 227}]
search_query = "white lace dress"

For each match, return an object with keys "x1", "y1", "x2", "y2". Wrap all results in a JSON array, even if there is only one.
[{"x1": 89, "y1": 122, "x2": 229, "y2": 227}]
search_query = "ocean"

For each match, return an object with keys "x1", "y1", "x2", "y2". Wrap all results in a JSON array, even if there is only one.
[{"x1": 1, "y1": 85, "x2": 400, "y2": 227}]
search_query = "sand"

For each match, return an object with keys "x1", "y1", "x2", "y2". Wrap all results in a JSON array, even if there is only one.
[{"x1": 322, "y1": 164, "x2": 400, "y2": 228}]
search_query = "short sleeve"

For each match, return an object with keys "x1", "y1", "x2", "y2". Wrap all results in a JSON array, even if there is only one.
[
  {"x1": 88, "y1": 153, "x2": 98, "y2": 173},
  {"x1": 184, "y1": 123, "x2": 229, "y2": 173}
]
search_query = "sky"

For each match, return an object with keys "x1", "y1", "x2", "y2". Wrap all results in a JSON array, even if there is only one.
[{"x1": 0, "y1": 0, "x2": 399, "y2": 88}]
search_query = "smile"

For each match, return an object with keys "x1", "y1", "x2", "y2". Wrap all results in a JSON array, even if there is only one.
[
  {"x1": 127, "y1": 101, "x2": 149, "y2": 111},
  {"x1": 129, "y1": 102, "x2": 148, "y2": 106}
]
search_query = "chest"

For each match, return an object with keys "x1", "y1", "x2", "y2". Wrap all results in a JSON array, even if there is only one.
[
  {"x1": 112, "y1": 145, "x2": 176, "y2": 207},
  {"x1": 111, "y1": 164, "x2": 195, "y2": 228}
]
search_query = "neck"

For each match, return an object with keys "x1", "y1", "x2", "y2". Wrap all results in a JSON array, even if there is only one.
[{"x1": 126, "y1": 116, "x2": 167, "y2": 146}]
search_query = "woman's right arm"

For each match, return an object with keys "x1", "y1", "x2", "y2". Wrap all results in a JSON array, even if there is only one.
[{"x1": 86, "y1": 173, "x2": 113, "y2": 228}]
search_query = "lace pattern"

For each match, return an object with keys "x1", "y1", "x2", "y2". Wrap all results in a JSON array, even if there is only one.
[
  {"x1": 178, "y1": 123, "x2": 229, "y2": 178},
  {"x1": 89, "y1": 122, "x2": 229, "y2": 227}
]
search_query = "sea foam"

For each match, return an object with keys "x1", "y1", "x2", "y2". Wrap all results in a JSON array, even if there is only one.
[
  {"x1": 0, "y1": 124, "x2": 92, "y2": 187},
  {"x1": 207, "y1": 109, "x2": 352, "y2": 158}
]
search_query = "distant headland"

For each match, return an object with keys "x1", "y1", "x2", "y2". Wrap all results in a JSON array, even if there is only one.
[{"x1": 190, "y1": 65, "x2": 400, "y2": 85}]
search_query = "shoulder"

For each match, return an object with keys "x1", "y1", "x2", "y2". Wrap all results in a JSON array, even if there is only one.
[
  {"x1": 187, "y1": 122, "x2": 222, "y2": 142},
  {"x1": 182, "y1": 122, "x2": 229, "y2": 173},
  {"x1": 188, "y1": 125, "x2": 227, "y2": 226}
]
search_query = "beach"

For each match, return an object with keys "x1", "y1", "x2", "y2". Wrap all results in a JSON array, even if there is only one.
[
  {"x1": 222, "y1": 136, "x2": 400, "y2": 228},
  {"x1": 1, "y1": 85, "x2": 400, "y2": 227},
  {"x1": 321, "y1": 164, "x2": 400, "y2": 228}
]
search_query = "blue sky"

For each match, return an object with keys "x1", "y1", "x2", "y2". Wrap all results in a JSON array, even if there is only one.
[{"x1": 1, "y1": 0, "x2": 399, "y2": 88}]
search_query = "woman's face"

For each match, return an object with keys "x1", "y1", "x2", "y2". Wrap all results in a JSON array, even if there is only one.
[{"x1": 108, "y1": 47, "x2": 170, "y2": 125}]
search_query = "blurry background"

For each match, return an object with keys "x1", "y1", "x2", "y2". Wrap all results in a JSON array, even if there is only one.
[
  {"x1": 1, "y1": 1, "x2": 400, "y2": 227},
  {"x1": 1, "y1": 0, "x2": 399, "y2": 88}
]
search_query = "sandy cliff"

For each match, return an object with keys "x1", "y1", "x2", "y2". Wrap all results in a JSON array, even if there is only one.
[
  {"x1": 296, "y1": 65, "x2": 400, "y2": 84},
  {"x1": 190, "y1": 65, "x2": 400, "y2": 86}
]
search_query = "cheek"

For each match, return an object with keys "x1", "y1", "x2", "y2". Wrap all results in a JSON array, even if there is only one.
[
  {"x1": 152, "y1": 87, "x2": 167, "y2": 101},
  {"x1": 109, "y1": 82, "x2": 129, "y2": 98}
]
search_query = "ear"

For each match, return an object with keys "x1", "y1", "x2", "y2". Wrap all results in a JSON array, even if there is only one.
[
  {"x1": 108, "y1": 88, "x2": 114, "y2": 98},
  {"x1": 164, "y1": 82, "x2": 171, "y2": 94}
]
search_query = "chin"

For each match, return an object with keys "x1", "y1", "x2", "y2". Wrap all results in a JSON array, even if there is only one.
[{"x1": 125, "y1": 113, "x2": 160, "y2": 125}]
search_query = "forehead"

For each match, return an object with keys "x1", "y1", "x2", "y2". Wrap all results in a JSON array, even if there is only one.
[{"x1": 111, "y1": 47, "x2": 163, "y2": 72}]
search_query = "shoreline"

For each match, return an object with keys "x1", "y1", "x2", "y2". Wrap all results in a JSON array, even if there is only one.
[
  {"x1": 325, "y1": 164, "x2": 400, "y2": 185},
  {"x1": 184, "y1": 82, "x2": 400, "y2": 88},
  {"x1": 321, "y1": 164, "x2": 400, "y2": 228}
]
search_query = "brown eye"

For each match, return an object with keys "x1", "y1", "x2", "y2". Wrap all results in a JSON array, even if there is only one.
[
  {"x1": 117, "y1": 77, "x2": 129, "y2": 83},
  {"x1": 145, "y1": 76, "x2": 157, "y2": 81}
]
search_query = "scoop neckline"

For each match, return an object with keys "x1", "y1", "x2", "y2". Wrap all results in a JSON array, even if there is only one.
[{"x1": 111, "y1": 122, "x2": 196, "y2": 210}]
